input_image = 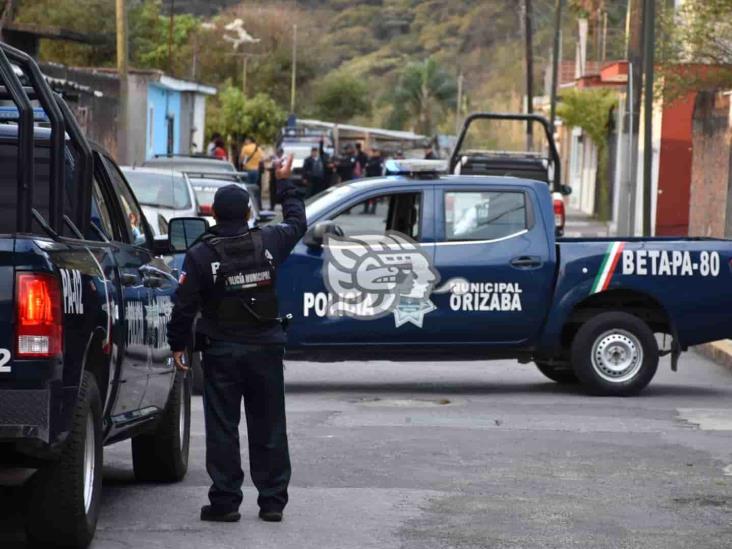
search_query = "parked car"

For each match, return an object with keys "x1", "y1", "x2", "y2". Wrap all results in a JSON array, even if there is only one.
[
  {"x1": 142, "y1": 153, "x2": 238, "y2": 174},
  {"x1": 189, "y1": 176, "x2": 274, "y2": 228},
  {"x1": 121, "y1": 166, "x2": 198, "y2": 236},
  {"x1": 0, "y1": 43, "x2": 190, "y2": 548}
]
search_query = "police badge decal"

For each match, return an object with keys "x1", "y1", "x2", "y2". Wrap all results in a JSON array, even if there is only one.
[{"x1": 322, "y1": 231, "x2": 440, "y2": 328}]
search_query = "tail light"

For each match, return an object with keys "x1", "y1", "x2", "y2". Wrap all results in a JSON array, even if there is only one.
[
  {"x1": 16, "y1": 273, "x2": 63, "y2": 358},
  {"x1": 198, "y1": 204, "x2": 212, "y2": 216},
  {"x1": 553, "y1": 195, "x2": 565, "y2": 229}
]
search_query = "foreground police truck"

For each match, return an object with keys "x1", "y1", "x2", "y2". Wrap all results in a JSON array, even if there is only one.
[
  {"x1": 265, "y1": 114, "x2": 732, "y2": 397},
  {"x1": 0, "y1": 44, "x2": 190, "y2": 548}
]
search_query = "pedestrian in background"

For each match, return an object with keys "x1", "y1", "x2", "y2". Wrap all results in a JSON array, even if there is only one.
[
  {"x1": 212, "y1": 137, "x2": 228, "y2": 161},
  {"x1": 207, "y1": 132, "x2": 222, "y2": 156},
  {"x1": 337, "y1": 144, "x2": 356, "y2": 182},
  {"x1": 303, "y1": 144, "x2": 327, "y2": 197},
  {"x1": 168, "y1": 154, "x2": 304, "y2": 525},
  {"x1": 354, "y1": 142, "x2": 368, "y2": 179},
  {"x1": 240, "y1": 136, "x2": 264, "y2": 185}
]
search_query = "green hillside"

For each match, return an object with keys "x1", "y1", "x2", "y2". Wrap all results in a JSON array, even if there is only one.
[{"x1": 15, "y1": 0, "x2": 629, "y2": 134}]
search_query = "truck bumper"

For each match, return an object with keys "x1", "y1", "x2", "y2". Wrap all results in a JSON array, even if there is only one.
[{"x1": 0, "y1": 388, "x2": 50, "y2": 443}]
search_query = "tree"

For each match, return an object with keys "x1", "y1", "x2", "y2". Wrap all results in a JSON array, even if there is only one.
[
  {"x1": 557, "y1": 88, "x2": 617, "y2": 220},
  {"x1": 389, "y1": 58, "x2": 457, "y2": 135},
  {"x1": 208, "y1": 84, "x2": 285, "y2": 146},
  {"x1": 129, "y1": 0, "x2": 200, "y2": 75},
  {"x1": 658, "y1": 0, "x2": 732, "y2": 98},
  {"x1": 313, "y1": 73, "x2": 371, "y2": 122}
]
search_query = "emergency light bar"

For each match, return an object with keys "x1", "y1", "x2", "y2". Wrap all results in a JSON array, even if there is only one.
[{"x1": 384, "y1": 158, "x2": 447, "y2": 177}]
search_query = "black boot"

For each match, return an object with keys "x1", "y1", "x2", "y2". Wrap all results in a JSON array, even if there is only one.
[{"x1": 201, "y1": 505, "x2": 241, "y2": 522}]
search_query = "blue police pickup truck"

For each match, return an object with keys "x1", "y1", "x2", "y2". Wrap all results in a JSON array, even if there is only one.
[
  {"x1": 0, "y1": 44, "x2": 188, "y2": 548},
  {"x1": 264, "y1": 114, "x2": 732, "y2": 397}
]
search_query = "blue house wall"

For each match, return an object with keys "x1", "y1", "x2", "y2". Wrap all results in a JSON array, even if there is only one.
[{"x1": 146, "y1": 84, "x2": 182, "y2": 158}]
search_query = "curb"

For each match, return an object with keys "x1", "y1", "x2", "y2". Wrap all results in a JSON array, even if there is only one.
[{"x1": 695, "y1": 340, "x2": 732, "y2": 373}]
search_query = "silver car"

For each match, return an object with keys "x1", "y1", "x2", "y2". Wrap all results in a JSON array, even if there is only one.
[{"x1": 122, "y1": 166, "x2": 198, "y2": 236}]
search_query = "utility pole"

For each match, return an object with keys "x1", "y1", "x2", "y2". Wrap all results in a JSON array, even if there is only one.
[
  {"x1": 116, "y1": 0, "x2": 129, "y2": 165},
  {"x1": 290, "y1": 24, "x2": 297, "y2": 114},
  {"x1": 455, "y1": 70, "x2": 464, "y2": 135},
  {"x1": 549, "y1": 0, "x2": 564, "y2": 132},
  {"x1": 523, "y1": 0, "x2": 534, "y2": 149},
  {"x1": 641, "y1": 0, "x2": 655, "y2": 236},
  {"x1": 625, "y1": 0, "x2": 645, "y2": 235},
  {"x1": 167, "y1": 0, "x2": 175, "y2": 75}
]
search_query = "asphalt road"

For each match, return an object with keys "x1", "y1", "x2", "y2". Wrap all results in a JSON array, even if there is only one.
[{"x1": 3, "y1": 352, "x2": 732, "y2": 548}]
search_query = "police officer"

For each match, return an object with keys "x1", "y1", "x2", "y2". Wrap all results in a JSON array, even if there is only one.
[{"x1": 168, "y1": 156, "x2": 305, "y2": 524}]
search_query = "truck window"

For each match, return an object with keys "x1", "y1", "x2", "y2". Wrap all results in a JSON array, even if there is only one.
[
  {"x1": 329, "y1": 193, "x2": 421, "y2": 239},
  {"x1": 445, "y1": 191, "x2": 526, "y2": 241},
  {"x1": 89, "y1": 178, "x2": 114, "y2": 241},
  {"x1": 101, "y1": 156, "x2": 148, "y2": 247}
]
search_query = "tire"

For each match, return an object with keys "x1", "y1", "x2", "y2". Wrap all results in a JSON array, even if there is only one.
[
  {"x1": 535, "y1": 361, "x2": 578, "y2": 384},
  {"x1": 571, "y1": 311, "x2": 658, "y2": 396},
  {"x1": 26, "y1": 371, "x2": 103, "y2": 549},
  {"x1": 190, "y1": 350, "x2": 204, "y2": 396},
  {"x1": 132, "y1": 371, "x2": 191, "y2": 482}
]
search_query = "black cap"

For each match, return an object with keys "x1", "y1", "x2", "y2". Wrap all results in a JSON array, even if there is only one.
[{"x1": 212, "y1": 184, "x2": 250, "y2": 221}]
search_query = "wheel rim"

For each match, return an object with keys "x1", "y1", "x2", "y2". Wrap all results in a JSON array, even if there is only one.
[
  {"x1": 83, "y1": 412, "x2": 96, "y2": 513},
  {"x1": 591, "y1": 329, "x2": 643, "y2": 383}
]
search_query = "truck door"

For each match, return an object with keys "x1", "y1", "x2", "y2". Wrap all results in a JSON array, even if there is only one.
[
  {"x1": 430, "y1": 185, "x2": 554, "y2": 346},
  {"x1": 280, "y1": 188, "x2": 437, "y2": 350},
  {"x1": 99, "y1": 155, "x2": 160, "y2": 417}
]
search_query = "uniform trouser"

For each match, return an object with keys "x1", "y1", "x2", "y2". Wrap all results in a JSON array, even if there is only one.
[{"x1": 202, "y1": 341, "x2": 291, "y2": 513}]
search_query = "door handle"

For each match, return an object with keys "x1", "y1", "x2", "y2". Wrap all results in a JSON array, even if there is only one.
[{"x1": 510, "y1": 256, "x2": 542, "y2": 269}]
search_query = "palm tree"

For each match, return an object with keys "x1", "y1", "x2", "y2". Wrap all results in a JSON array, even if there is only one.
[{"x1": 391, "y1": 58, "x2": 457, "y2": 135}]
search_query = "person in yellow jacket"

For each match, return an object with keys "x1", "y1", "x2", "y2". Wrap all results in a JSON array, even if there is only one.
[{"x1": 240, "y1": 136, "x2": 264, "y2": 186}]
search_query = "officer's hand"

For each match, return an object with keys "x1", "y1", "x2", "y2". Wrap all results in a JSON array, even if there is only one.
[
  {"x1": 172, "y1": 351, "x2": 188, "y2": 372},
  {"x1": 275, "y1": 154, "x2": 293, "y2": 180}
]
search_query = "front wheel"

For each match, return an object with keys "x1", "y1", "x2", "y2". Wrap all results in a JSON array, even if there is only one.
[
  {"x1": 571, "y1": 311, "x2": 658, "y2": 396},
  {"x1": 132, "y1": 371, "x2": 191, "y2": 482}
]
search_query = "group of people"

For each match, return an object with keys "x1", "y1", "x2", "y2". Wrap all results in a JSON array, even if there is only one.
[{"x1": 301, "y1": 141, "x2": 385, "y2": 198}]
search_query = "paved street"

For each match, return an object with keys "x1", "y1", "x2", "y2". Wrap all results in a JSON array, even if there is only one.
[{"x1": 3, "y1": 352, "x2": 732, "y2": 548}]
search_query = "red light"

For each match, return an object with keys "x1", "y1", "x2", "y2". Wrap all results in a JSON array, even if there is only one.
[
  {"x1": 553, "y1": 196, "x2": 565, "y2": 228},
  {"x1": 16, "y1": 273, "x2": 63, "y2": 358},
  {"x1": 198, "y1": 204, "x2": 212, "y2": 216}
]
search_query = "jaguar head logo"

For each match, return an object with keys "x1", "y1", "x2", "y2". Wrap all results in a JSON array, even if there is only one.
[{"x1": 323, "y1": 232, "x2": 440, "y2": 326}]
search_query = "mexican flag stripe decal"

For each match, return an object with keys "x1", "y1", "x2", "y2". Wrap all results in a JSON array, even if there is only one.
[{"x1": 590, "y1": 241, "x2": 625, "y2": 294}]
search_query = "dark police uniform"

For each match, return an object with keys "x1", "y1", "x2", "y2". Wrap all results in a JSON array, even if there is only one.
[{"x1": 168, "y1": 181, "x2": 306, "y2": 519}]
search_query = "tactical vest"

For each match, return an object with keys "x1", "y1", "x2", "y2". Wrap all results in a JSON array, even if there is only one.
[{"x1": 200, "y1": 229, "x2": 280, "y2": 332}]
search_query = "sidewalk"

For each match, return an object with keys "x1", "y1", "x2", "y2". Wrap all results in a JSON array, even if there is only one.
[
  {"x1": 563, "y1": 208, "x2": 613, "y2": 238},
  {"x1": 563, "y1": 209, "x2": 732, "y2": 373}
]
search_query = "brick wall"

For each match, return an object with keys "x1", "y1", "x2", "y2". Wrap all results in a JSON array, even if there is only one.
[{"x1": 689, "y1": 91, "x2": 732, "y2": 237}]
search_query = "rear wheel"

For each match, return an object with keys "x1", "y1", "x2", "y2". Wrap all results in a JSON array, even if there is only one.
[
  {"x1": 571, "y1": 311, "x2": 658, "y2": 396},
  {"x1": 535, "y1": 361, "x2": 578, "y2": 384},
  {"x1": 132, "y1": 372, "x2": 191, "y2": 482},
  {"x1": 26, "y1": 372, "x2": 103, "y2": 549}
]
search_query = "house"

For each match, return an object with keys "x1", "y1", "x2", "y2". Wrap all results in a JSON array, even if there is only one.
[{"x1": 41, "y1": 63, "x2": 216, "y2": 166}]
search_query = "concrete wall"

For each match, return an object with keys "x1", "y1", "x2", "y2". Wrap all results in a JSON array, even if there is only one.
[
  {"x1": 688, "y1": 91, "x2": 732, "y2": 238},
  {"x1": 42, "y1": 64, "x2": 120, "y2": 159}
]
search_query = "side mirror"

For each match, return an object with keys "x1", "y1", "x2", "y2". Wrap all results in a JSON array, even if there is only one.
[
  {"x1": 303, "y1": 221, "x2": 343, "y2": 248},
  {"x1": 168, "y1": 217, "x2": 210, "y2": 252}
]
